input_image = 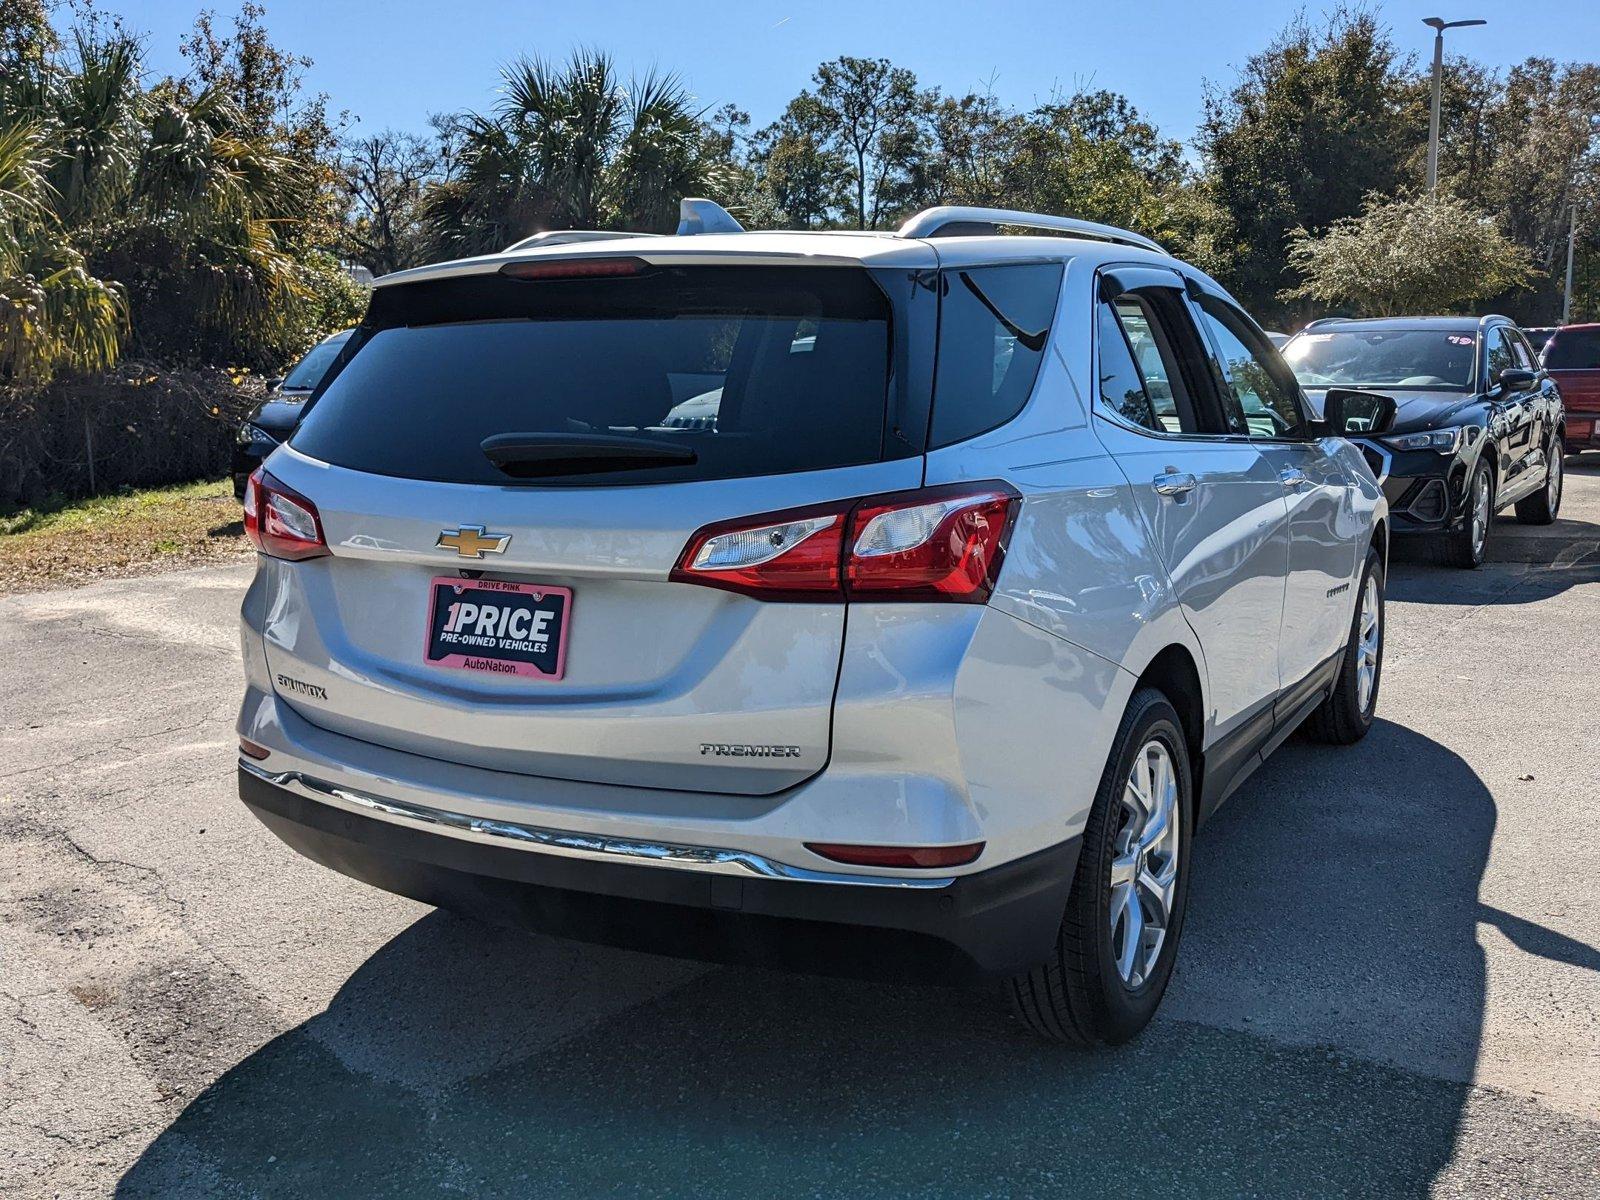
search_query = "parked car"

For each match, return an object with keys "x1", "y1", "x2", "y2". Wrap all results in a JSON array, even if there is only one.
[
  {"x1": 1539, "y1": 323, "x2": 1600, "y2": 455},
  {"x1": 236, "y1": 200, "x2": 1392, "y2": 1046},
  {"x1": 1282, "y1": 315, "x2": 1565, "y2": 568},
  {"x1": 1522, "y1": 326, "x2": 1557, "y2": 355},
  {"x1": 232, "y1": 330, "x2": 353, "y2": 498}
]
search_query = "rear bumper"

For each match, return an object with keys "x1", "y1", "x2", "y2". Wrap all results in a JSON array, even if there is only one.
[
  {"x1": 239, "y1": 763, "x2": 1078, "y2": 983},
  {"x1": 1562, "y1": 414, "x2": 1600, "y2": 450}
]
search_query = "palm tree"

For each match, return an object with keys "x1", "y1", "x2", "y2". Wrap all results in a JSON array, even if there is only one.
[
  {"x1": 423, "y1": 50, "x2": 718, "y2": 258},
  {"x1": 0, "y1": 113, "x2": 126, "y2": 386}
]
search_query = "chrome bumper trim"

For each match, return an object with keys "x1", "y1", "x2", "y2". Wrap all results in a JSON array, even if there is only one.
[{"x1": 239, "y1": 758, "x2": 954, "y2": 890}]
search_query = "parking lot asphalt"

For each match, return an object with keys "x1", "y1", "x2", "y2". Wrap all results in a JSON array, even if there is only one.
[{"x1": 3, "y1": 469, "x2": 1599, "y2": 1199}]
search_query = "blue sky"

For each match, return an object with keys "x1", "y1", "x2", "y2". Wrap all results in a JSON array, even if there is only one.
[{"x1": 113, "y1": 0, "x2": 1600, "y2": 149}]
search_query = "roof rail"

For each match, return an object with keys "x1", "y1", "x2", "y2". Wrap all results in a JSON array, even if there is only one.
[
  {"x1": 897, "y1": 206, "x2": 1167, "y2": 254},
  {"x1": 503, "y1": 230, "x2": 658, "y2": 252},
  {"x1": 677, "y1": 198, "x2": 745, "y2": 236}
]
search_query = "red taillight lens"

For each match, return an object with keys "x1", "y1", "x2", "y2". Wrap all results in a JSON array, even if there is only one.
[
  {"x1": 669, "y1": 502, "x2": 848, "y2": 600},
  {"x1": 670, "y1": 483, "x2": 1018, "y2": 603},
  {"x1": 244, "y1": 469, "x2": 329, "y2": 562},
  {"x1": 805, "y1": 841, "x2": 985, "y2": 869},
  {"x1": 846, "y1": 486, "x2": 1017, "y2": 602}
]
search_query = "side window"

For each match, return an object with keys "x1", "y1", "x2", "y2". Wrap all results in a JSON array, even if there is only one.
[
  {"x1": 929, "y1": 262, "x2": 1064, "y2": 449},
  {"x1": 1509, "y1": 330, "x2": 1537, "y2": 371},
  {"x1": 1484, "y1": 327, "x2": 1515, "y2": 385},
  {"x1": 1192, "y1": 298, "x2": 1308, "y2": 439},
  {"x1": 1095, "y1": 302, "x2": 1159, "y2": 431},
  {"x1": 1098, "y1": 292, "x2": 1199, "y2": 433}
]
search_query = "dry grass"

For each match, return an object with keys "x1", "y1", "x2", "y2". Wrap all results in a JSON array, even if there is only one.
[{"x1": 0, "y1": 478, "x2": 251, "y2": 594}]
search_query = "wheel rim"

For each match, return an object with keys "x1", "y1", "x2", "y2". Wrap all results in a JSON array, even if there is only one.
[
  {"x1": 1356, "y1": 572, "x2": 1381, "y2": 713},
  {"x1": 1549, "y1": 450, "x2": 1562, "y2": 511},
  {"x1": 1109, "y1": 739, "x2": 1180, "y2": 989},
  {"x1": 1470, "y1": 472, "x2": 1490, "y2": 556}
]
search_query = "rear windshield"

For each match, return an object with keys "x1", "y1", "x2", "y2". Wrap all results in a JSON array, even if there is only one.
[
  {"x1": 1283, "y1": 328, "x2": 1477, "y2": 391},
  {"x1": 291, "y1": 266, "x2": 895, "y2": 486},
  {"x1": 283, "y1": 333, "x2": 349, "y2": 390},
  {"x1": 1543, "y1": 328, "x2": 1600, "y2": 370}
]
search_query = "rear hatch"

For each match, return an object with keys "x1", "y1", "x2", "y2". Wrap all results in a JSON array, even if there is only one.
[
  {"x1": 259, "y1": 259, "x2": 931, "y2": 796},
  {"x1": 1544, "y1": 327, "x2": 1600, "y2": 412}
]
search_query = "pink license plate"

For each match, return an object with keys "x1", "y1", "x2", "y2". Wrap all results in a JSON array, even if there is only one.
[{"x1": 423, "y1": 577, "x2": 572, "y2": 680}]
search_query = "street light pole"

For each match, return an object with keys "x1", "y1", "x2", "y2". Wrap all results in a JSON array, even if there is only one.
[
  {"x1": 1564, "y1": 201, "x2": 1579, "y2": 324},
  {"x1": 1424, "y1": 17, "x2": 1487, "y2": 195}
]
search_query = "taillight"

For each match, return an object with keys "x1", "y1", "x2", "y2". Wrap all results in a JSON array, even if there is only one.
[
  {"x1": 244, "y1": 468, "x2": 330, "y2": 562},
  {"x1": 670, "y1": 483, "x2": 1019, "y2": 603}
]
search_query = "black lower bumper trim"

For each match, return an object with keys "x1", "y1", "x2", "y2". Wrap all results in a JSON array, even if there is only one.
[{"x1": 238, "y1": 767, "x2": 1079, "y2": 983}]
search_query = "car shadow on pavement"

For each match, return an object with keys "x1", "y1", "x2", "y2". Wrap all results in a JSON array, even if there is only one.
[
  {"x1": 115, "y1": 722, "x2": 1580, "y2": 1199},
  {"x1": 1386, "y1": 549, "x2": 1600, "y2": 605}
]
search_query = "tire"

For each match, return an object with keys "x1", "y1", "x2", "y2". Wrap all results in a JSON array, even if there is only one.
[
  {"x1": 1515, "y1": 437, "x2": 1563, "y2": 524},
  {"x1": 1009, "y1": 689, "x2": 1192, "y2": 1046},
  {"x1": 1420, "y1": 459, "x2": 1492, "y2": 568},
  {"x1": 1304, "y1": 547, "x2": 1384, "y2": 745}
]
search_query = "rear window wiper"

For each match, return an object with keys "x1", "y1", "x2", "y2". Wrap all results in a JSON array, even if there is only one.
[{"x1": 480, "y1": 432, "x2": 698, "y2": 478}]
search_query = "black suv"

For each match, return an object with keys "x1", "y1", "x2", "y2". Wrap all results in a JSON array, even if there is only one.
[
  {"x1": 232, "y1": 330, "x2": 351, "y2": 498},
  {"x1": 1282, "y1": 315, "x2": 1565, "y2": 567}
]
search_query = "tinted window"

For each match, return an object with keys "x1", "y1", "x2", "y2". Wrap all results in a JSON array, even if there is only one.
[
  {"x1": 1193, "y1": 299, "x2": 1305, "y2": 438},
  {"x1": 1508, "y1": 329, "x2": 1537, "y2": 371},
  {"x1": 291, "y1": 267, "x2": 894, "y2": 486},
  {"x1": 1544, "y1": 327, "x2": 1600, "y2": 370},
  {"x1": 929, "y1": 263, "x2": 1063, "y2": 448},
  {"x1": 1104, "y1": 293, "x2": 1197, "y2": 433},
  {"x1": 1283, "y1": 328, "x2": 1477, "y2": 390},
  {"x1": 1096, "y1": 301, "x2": 1158, "y2": 431},
  {"x1": 283, "y1": 333, "x2": 350, "y2": 390},
  {"x1": 1484, "y1": 326, "x2": 1515, "y2": 385}
]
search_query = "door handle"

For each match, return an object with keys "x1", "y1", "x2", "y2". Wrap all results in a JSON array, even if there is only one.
[
  {"x1": 1153, "y1": 471, "x2": 1197, "y2": 497},
  {"x1": 1279, "y1": 467, "x2": 1309, "y2": 488}
]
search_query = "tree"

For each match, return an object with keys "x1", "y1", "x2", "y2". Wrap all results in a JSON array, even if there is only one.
[
  {"x1": 422, "y1": 51, "x2": 716, "y2": 257},
  {"x1": 338, "y1": 129, "x2": 439, "y2": 275},
  {"x1": 1198, "y1": 8, "x2": 1423, "y2": 319},
  {"x1": 1282, "y1": 192, "x2": 1531, "y2": 316},
  {"x1": 2, "y1": 6, "x2": 362, "y2": 380},
  {"x1": 1436, "y1": 57, "x2": 1600, "y2": 319}
]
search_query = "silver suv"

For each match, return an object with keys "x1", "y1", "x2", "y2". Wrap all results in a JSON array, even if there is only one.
[{"x1": 237, "y1": 201, "x2": 1391, "y2": 1044}]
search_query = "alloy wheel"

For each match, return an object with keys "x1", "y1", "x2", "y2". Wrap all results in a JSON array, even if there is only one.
[
  {"x1": 1109, "y1": 739, "x2": 1181, "y2": 989},
  {"x1": 1548, "y1": 449, "x2": 1563, "y2": 512},
  {"x1": 1470, "y1": 471, "x2": 1490, "y2": 558},
  {"x1": 1356, "y1": 573, "x2": 1381, "y2": 713}
]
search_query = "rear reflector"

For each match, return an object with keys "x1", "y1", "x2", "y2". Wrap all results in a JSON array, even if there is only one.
[
  {"x1": 499, "y1": 256, "x2": 648, "y2": 281},
  {"x1": 239, "y1": 738, "x2": 271, "y2": 760},
  {"x1": 670, "y1": 482, "x2": 1019, "y2": 603},
  {"x1": 805, "y1": 842, "x2": 985, "y2": 869}
]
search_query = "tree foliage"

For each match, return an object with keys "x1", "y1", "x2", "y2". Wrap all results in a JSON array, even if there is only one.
[
  {"x1": 1283, "y1": 192, "x2": 1532, "y2": 316},
  {"x1": 1, "y1": 4, "x2": 362, "y2": 385},
  {"x1": 420, "y1": 51, "x2": 722, "y2": 258}
]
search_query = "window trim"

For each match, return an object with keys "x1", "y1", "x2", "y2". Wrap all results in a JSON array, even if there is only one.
[{"x1": 1089, "y1": 265, "x2": 1252, "y2": 446}]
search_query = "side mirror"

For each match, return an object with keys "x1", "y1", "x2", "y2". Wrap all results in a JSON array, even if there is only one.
[
  {"x1": 1321, "y1": 389, "x2": 1397, "y2": 437},
  {"x1": 1496, "y1": 367, "x2": 1536, "y2": 392},
  {"x1": 264, "y1": 376, "x2": 285, "y2": 392}
]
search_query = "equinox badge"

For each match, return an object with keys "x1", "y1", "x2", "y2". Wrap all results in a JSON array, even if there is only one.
[{"x1": 436, "y1": 525, "x2": 511, "y2": 559}]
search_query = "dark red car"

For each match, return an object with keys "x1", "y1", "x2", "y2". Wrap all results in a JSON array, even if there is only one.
[{"x1": 1541, "y1": 324, "x2": 1600, "y2": 453}]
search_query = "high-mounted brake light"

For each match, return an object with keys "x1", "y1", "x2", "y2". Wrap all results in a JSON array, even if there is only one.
[
  {"x1": 670, "y1": 483, "x2": 1019, "y2": 603},
  {"x1": 244, "y1": 468, "x2": 330, "y2": 562},
  {"x1": 499, "y1": 256, "x2": 648, "y2": 281}
]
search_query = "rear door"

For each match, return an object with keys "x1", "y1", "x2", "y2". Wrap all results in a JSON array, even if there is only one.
[
  {"x1": 1089, "y1": 266, "x2": 1290, "y2": 741},
  {"x1": 259, "y1": 261, "x2": 929, "y2": 796}
]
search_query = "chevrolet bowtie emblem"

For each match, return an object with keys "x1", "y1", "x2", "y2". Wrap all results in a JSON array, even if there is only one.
[{"x1": 436, "y1": 525, "x2": 511, "y2": 558}]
